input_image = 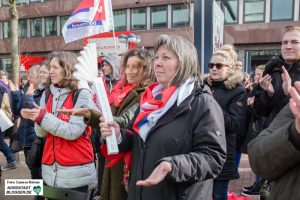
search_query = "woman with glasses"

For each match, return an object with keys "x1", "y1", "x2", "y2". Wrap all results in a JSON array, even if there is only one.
[{"x1": 203, "y1": 44, "x2": 247, "y2": 200}]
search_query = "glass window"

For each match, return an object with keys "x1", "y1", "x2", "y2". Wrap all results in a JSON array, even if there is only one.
[
  {"x1": 30, "y1": 18, "x2": 42, "y2": 37},
  {"x1": 45, "y1": 16, "x2": 57, "y2": 36},
  {"x1": 131, "y1": 8, "x2": 147, "y2": 30},
  {"x1": 2, "y1": 0, "x2": 9, "y2": 6},
  {"x1": 113, "y1": 10, "x2": 126, "y2": 31},
  {"x1": 1, "y1": 59, "x2": 12, "y2": 73},
  {"x1": 3, "y1": 21, "x2": 10, "y2": 39},
  {"x1": 223, "y1": 0, "x2": 238, "y2": 24},
  {"x1": 16, "y1": 0, "x2": 27, "y2": 4},
  {"x1": 172, "y1": 4, "x2": 190, "y2": 28},
  {"x1": 30, "y1": 0, "x2": 42, "y2": 2},
  {"x1": 244, "y1": 0, "x2": 265, "y2": 23},
  {"x1": 151, "y1": 6, "x2": 168, "y2": 29},
  {"x1": 60, "y1": 15, "x2": 69, "y2": 34},
  {"x1": 18, "y1": 19, "x2": 27, "y2": 38},
  {"x1": 271, "y1": 0, "x2": 293, "y2": 21}
]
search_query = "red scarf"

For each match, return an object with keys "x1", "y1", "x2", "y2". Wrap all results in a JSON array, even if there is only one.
[
  {"x1": 133, "y1": 82, "x2": 177, "y2": 133},
  {"x1": 113, "y1": 83, "x2": 135, "y2": 107},
  {"x1": 100, "y1": 83, "x2": 177, "y2": 188}
]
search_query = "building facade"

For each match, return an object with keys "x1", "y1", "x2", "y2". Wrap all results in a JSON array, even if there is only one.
[{"x1": 0, "y1": 0, "x2": 299, "y2": 73}]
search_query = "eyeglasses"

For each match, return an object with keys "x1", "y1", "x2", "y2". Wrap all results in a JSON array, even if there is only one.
[{"x1": 208, "y1": 63, "x2": 228, "y2": 70}]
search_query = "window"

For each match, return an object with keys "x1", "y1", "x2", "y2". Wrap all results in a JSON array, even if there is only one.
[
  {"x1": 244, "y1": 0, "x2": 265, "y2": 23},
  {"x1": 18, "y1": 19, "x2": 27, "y2": 38},
  {"x1": 2, "y1": 0, "x2": 9, "y2": 6},
  {"x1": 60, "y1": 16, "x2": 69, "y2": 34},
  {"x1": 30, "y1": 18, "x2": 42, "y2": 37},
  {"x1": 3, "y1": 21, "x2": 10, "y2": 39},
  {"x1": 113, "y1": 10, "x2": 126, "y2": 31},
  {"x1": 151, "y1": 6, "x2": 168, "y2": 29},
  {"x1": 1, "y1": 59, "x2": 12, "y2": 73},
  {"x1": 172, "y1": 4, "x2": 190, "y2": 28},
  {"x1": 222, "y1": 0, "x2": 238, "y2": 24},
  {"x1": 271, "y1": 0, "x2": 293, "y2": 21},
  {"x1": 131, "y1": 8, "x2": 147, "y2": 30},
  {"x1": 30, "y1": 0, "x2": 42, "y2": 2},
  {"x1": 45, "y1": 16, "x2": 57, "y2": 36},
  {"x1": 16, "y1": 0, "x2": 27, "y2": 4}
]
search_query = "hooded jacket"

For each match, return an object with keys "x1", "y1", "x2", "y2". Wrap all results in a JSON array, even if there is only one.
[
  {"x1": 203, "y1": 70, "x2": 247, "y2": 180},
  {"x1": 101, "y1": 54, "x2": 123, "y2": 92}
]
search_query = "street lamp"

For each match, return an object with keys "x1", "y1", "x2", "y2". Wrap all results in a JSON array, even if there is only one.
[{"x1": 118, "y1": 33, "x2": 141, "y2": 51}]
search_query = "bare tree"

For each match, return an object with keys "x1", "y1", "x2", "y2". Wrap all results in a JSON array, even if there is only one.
[{"x1": 9, "y1": 0, "x2": 20, "y2": 84}]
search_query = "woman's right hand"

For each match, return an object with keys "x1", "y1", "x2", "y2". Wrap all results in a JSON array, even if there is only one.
[
  {"x1": 99, "y1": 117, "x2": 121, "y2": 139},
  {"x1": 57, "y1": 108, "x2": 91, "y2": 119}
]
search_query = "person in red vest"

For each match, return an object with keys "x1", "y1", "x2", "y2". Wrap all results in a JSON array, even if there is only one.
[{"x1": 21, "y1": 51, "x2": 96, "y2": 193}]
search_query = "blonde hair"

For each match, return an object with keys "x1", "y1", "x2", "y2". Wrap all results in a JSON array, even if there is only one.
[
  {"x1": 256, "y1": 65, "x2": 265, "y2": 71},
  {"x1": 213, "y1": 44, "x2": 238, "y2": 67},
  {"x1": 28, "y1": 65, "x2": 40, "y2": 77},
  {"x1": 281, "y1": 26, "x2": 300, "y2": 39},
  {"x1": 154, "y1": 34, "x2": 201, "y2": 87},
  {"x1": 48, "y1": 51, "x2": 78, "y2": 91}
]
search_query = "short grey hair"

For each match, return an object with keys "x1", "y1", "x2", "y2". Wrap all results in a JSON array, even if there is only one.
[{"x1": 154, "y1": 34, "x2": 201, "y2": 87}]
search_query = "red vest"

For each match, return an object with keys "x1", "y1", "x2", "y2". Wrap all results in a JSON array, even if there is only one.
[{"x1": 42, "y1": 91, "x2": 94, "y2": 166}]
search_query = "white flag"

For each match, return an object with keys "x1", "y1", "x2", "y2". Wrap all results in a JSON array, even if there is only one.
[{"x1": 62, "y1": 0, "x2": 113, "y2": 43}]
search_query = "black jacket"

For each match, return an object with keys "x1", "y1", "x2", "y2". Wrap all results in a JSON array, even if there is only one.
[
  {"x1": 248, "y1": 104, "x2": 300, "y2": 200},
  {"x1": 253, "y1": 56, "x2": 300, "y2": 123},
  {"x1": 119, "y1": 83, "x2": 226, "y2": 200},
  {"x1": 203, "y1": 71, "x2": 247, "y2": 180}
]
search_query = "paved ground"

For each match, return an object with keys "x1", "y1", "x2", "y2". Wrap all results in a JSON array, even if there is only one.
[
  {"x1": 229, "y1": 154, "x2": 260, "y2": 200},
  {"x1": 0, "y1": 144, "x2": 259, "y2": 200},
  {"x1": 0, "y1": 150, "x2": 31, "y2": 200}
]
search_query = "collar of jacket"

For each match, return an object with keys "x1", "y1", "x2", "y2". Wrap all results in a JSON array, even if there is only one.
[
  {"x1": 144, "y1": 82, "x2": 206, "y2": 136},
  {"x1": 202, "y1": 70, "x2": 244, "y2": 90}
]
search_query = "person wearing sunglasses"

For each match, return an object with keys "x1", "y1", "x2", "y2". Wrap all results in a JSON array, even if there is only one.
[{"x1": 203, "y1": 44, "x2": 248, "y2": 200}]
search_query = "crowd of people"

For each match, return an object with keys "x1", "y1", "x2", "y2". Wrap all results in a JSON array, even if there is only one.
[{"x1": 0, "y1": 25, "x2": 299, "y2": 200}]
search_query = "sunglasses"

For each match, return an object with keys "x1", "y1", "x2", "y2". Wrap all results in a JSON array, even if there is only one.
[{"x1": 208, "y1": 63, "x2": 228, "y2": 69}]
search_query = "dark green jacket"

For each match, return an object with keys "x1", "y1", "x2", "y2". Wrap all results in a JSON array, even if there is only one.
[{"x1": 248, "y1": 104, "x2": 300, "y2": 200}]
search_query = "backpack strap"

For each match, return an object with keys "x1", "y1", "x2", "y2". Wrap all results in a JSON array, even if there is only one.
[
  {"x1": 0, "y1": 88, "x2": 4, "y2": 108},
  {"x1": 72, "y1": 88, "x2": 88, "y2": 106},
  {"x1": 44, "y1": 89, "x2": 51, "y2": 104},
  {"x1": 44, "y1": 88, "x2": 87, "y2": 105}
]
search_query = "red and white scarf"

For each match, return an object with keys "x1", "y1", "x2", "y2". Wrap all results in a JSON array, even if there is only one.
[{"x1": 133, "y1": 83, "x2": 178, "y2": 137}]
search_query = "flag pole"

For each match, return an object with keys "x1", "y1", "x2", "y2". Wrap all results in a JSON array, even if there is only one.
[{"x1": 107, "y1": 0, "x2": 117, "y2": 54}]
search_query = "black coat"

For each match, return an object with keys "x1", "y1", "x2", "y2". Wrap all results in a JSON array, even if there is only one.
[
  {"x1": 119, "y1": 83, "x2": 226, "y2": 200},
  {"x1": 253, "y1": 56, "x2": 300, "y2": 123},
  {"x1": 204, "y1": 71, "x2": 247, "y2": 180}
]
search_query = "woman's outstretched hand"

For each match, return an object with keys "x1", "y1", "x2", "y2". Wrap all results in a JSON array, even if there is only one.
[
  {"x1": 136, "y1": 161, "x2": 172, "y2": 187},
  {"x1": 57, "y1": 108, "x2": 91, "y2": 119}
]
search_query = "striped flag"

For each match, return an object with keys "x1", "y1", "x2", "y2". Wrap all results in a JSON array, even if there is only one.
[{"x1": 62, "y1": 0, "x2": 113, "y2": 43}]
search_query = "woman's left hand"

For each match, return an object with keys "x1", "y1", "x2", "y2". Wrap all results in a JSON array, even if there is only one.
[
  {"x1": 136, "y1": 161, "x2": 172, "y2": 187},
  {"x1": 21, "y1": 104, "x2": 41, "y2": 121}
]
